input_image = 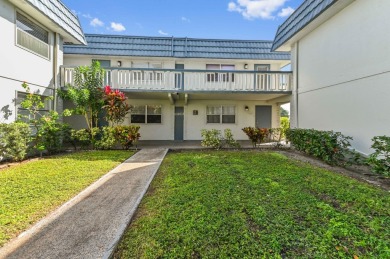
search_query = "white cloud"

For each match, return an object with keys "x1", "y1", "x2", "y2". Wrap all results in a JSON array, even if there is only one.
[
  {"x1": 158, "y1": 30, "x2": 169, "y2": 36},
  {"x1": 228, "y1": 0, "x2": 288, "y2": 20},
  {"x1": 111, "y1": 22, "x2": 126, "y2": 32},
  {"x1": 278, "y1": 6, "x2": 294, "y2": 17},
  {"x1": 181, "y1": 16, "x2": 190, "y2": 23},
  {"x1": 90, "y1": 18, "x2": 104, "y2": 27},
  {"x1": 81, "y1": 13, "x2": 92, "y2": 19}
]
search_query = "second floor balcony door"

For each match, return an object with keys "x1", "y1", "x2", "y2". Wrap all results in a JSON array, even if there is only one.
[
  {"x1": 254, "y1": 64, "x2": 270, "y2": 91},
  {"x1": 175, "y1": 64, "x2": 184, "y2": 90}
]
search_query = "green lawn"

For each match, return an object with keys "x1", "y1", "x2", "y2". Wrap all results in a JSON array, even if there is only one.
[
  {"x1": 114, "y1": 151, "x2": 390, "y2": 258},
  {"x1": 0, "y1": 150, "x2": 133, "y2": 246}
]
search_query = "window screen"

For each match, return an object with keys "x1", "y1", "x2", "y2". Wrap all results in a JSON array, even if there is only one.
[{"x1": 16, "y1": 13, "x2": 49, "y2": 58}]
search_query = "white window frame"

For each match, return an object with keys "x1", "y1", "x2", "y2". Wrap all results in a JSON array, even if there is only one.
[
  {"x1": 15, "y1": 11, "x2": 50, "y2": 60},
  {"x1": 130, "y1": 105, "x2": 162, "y2": 124},
  {"x1": 206, "y1": 105, "x2": 236, "y2": 124}
]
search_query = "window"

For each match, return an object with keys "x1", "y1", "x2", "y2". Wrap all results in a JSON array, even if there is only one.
[
  {"x1": 92, "y1": 60, "x2": 111, "y2": 67},
  {"x1": 16, "y1": 92, "x2": 51, "y2": 122},
  {"x1": 206, "y1": 64, "x2": 235, "y2": 82},
  {"x1": 207, "y1": 105, "x2": 235, "y2": 124},
  {"x1": 131, "y1": 105, "x2": 162, "y2": 124},
  {"x1": 16, "y1": 12, "x2": 49, "y2": 59}
]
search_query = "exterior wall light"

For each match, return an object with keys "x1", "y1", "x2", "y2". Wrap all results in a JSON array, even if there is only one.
[
  {"x1": 117, "y1": 61, "x2": 122, "y2": 67},
  {"x1": 244, "y1": 64, "x2": 248, "y2": 69},
  {"x1": 245, "y1": 105, "x2": 249, "y2": 111}
]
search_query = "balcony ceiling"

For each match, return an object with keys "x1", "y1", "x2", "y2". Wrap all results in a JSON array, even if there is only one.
[{"x1": 124, "y1": 91, "x2": 291, "y2": 102}]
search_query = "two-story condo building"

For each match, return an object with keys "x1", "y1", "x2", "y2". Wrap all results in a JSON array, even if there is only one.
[
  {"x1": 272, "y1": 0, "x2": 390, "y2": 155},
  {"x1": 62, "y1": 35, "x2": 291, "y2": 141},
  {"x1": 0, "y1": 0, "x2": 85, "y2": 122}
]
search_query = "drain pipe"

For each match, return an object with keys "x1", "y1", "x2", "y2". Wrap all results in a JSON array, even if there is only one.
[
  {"x1": 294, "y1": 41, "x2": 299, "y2": 128},
  {"x1": 53, "y1": 33, "x2": 58, "y2": 112}
]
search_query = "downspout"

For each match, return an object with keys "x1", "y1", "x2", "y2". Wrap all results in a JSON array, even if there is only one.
[
  {"x1": 171, "y1": 36, "x2": 174, "y2": 57},
  {"x1": 53, "y1": 33, "x2": 58, "y2": 112},
  {"x1": 185, "y1": 37, "x2": 188, "y2": 57},
  {"x1": 295, "y1": 41, "x2": 299, "y2": 128}
]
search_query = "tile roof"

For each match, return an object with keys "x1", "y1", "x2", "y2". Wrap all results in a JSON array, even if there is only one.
[
  {"x1": 272, "y1": 0, "x2": 337, "y2": 51},
  {"x1": 24, "y1": 0, "x2": 86, "y2": 44},
  {"x1": 64, "y1": 34, "x2": 290, "y2": 60}
]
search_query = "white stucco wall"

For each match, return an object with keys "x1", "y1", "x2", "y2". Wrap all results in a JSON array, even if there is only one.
[
  {"x1": 0, "y1": 0, "x2": 58, "y2": 122},
  {"x1": 64, "y1": 55, "x2": 286, "y2": 71},
  {"x1": 121, "y1": 98, "x2": 279, "y2": 141},
  {"x1": 292, "y1": 0, "x2": 390, "y2": 155},
  {"x1": 183, "y1": 100, "x2": 278, "y2": 140}
]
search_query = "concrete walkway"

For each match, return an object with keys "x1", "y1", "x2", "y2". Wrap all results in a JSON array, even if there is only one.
[{"x1": 0, "y1": 148, "x2": 168, "y2": 259}]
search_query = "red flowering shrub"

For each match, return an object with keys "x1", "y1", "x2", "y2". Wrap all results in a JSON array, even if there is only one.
[
  {"x1": 242, "y1": 127, "x2": 270, "y2": 147},
  {"x1": 102, "y1": 86, "x2": 131, "y2": 125}
]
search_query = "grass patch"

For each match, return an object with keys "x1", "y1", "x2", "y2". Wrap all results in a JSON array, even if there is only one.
[
  {"x1": 0, "y1": 150, "x2": 133, "y2": 246},
  {"x1": 115, "y1": 151, "x2": 390, "y2": 258}
]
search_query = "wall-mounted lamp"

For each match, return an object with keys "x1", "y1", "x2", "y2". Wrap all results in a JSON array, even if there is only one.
[
  {"x1": 244, "y1": 64, "x2": 248, "y2": 69},
  {"x1": 244, "y1": 105, "x2": 249, "y2": 111},
  {"x1": 117, "y1": 61, "x2": 122, "y2": 67}
]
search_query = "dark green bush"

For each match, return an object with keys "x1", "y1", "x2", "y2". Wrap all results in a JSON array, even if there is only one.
[
  {"x1": 367, "y1": 136, "x2": 390, "y2": 176},
  {"x1": 95, "y1": 126, "x2": 117, "y2": 150},
  {"x1": 70, "y1": 128, "x2": 100, "y2": 150},
  {"x1": 37, "y1": 112, "x2": 71, "y2": 154},
  {"x1": 0, "y1": 122, "x2": 31, "y2": 162},
  {"x1": 286, "y1": 128, "x2": 352, "y2": 165}
]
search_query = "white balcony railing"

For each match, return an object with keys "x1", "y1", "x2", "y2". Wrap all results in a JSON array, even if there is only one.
[{"x1": 60, "y1": 67, "x2": 292, "y2": 92}]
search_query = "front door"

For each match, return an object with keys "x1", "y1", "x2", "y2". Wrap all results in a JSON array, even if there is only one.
[
  {"x1": 255, "y1": 105, "x2": 272, "y2": 128},
  {"x1": 174, "y1": 107, "x2": 184, "y2": 140}
]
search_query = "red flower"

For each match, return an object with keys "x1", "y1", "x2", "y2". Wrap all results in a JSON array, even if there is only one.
[{"x1": 104, "y1": 85, "x2": 112, "y2": 94}]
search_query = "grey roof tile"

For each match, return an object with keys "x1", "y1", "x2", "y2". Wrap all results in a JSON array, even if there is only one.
[
  {"x1": 25, "y1": 0, "x2": 86, "y2": 44},
  {"x1": 64, "y1": 34, "x2": 290, "y2": 60},
  {"x1": 272, "y1": 0, "x2": 336, "y2": 51}
]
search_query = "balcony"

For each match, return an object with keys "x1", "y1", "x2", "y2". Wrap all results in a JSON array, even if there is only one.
[{"x1": 60, "y1": 66, "x2": 292, "y2": 93}]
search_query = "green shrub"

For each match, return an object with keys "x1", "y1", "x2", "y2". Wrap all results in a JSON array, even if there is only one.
[
  {"x1": 224, "y1": 129, "x2": 241, "y2": 148},
  {"x1": 280, "y1": 117, "x2": 290, "y2": 139},
  {"x1": 201, "y1": 129, "x2": 240, "y2": 149},
  {"x1": 71, "y1": 128, "x2": 100, "y2": 150},
  {"x1": 95, "y1": 126, "x2": 117, "y2": 150},
  {"x1": 0, "y1": 122, "x2": 31, "y2": 161},
  {"x1": 367, "y1": 136, "x2": 390, "y2": 176},
  {"x1": 37, "y1": 112, "x2": 71, "y2": 154},
  {"x1": 286, "y1": 128, "x2": 352, "y2": 165},
  {"x1": 201, "y1": 129, "x2": 223, "y2": 149},
  {"x1": 115, "y1": 125, "x2": 141, "y2": 150}
]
